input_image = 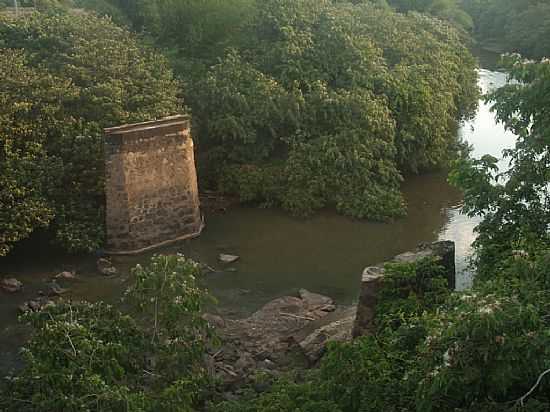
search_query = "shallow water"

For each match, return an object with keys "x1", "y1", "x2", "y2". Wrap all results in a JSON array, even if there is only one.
[{"x1": 0, "y1": 68, "x2": 517, "y2": 373}]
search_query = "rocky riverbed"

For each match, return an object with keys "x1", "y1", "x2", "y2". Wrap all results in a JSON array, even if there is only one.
[
  {"x1": 204, "y1": 288, "x2": 355, "y2": 396},
  {"x1": 203, "y1": 240, "x2": 456, "y2": 396}
]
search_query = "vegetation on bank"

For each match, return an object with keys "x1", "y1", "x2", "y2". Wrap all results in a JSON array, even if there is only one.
[
  {"x1": 0, "y1": 255, "x2": 215, "y2": 411},
  {"x1": 461, "y1": 0, "x2": 550, "y2": 58},
  {"x1": 77, "y1": 0, "x2": 480, "y2": 217},
  {"x1": 0, "y1": 1, "x2": 479, "y2": 254},
  {"x1": 385, "y1": 0, "x2": 550, "y2": 59},
  {"x1": 451, "y1": 55, "x2": 550, "y2": 278},
  {"x1": 4, "y1": 0, "x2": 549, "y2": 60},
  {"x1": 0, "y1": 12, "x2": 182, "y2": 255}
]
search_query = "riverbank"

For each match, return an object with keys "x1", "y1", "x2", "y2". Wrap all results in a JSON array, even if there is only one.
[{"x1": 0, "y1": 67, "x2": 517, "y2": 375}]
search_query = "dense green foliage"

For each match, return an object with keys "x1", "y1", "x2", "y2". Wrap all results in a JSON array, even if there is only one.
[
  {"x1": 0, "y1": 12, "x2": 182, "y2": 255},
  {"x1": 11, "y1": 0, "x2": 550, "y2": 61},
  {"x1": 388, "y1": 0, "x2": 474, "y2": 30},
  {"x1": 0, "y1": 1, "x2": 479, "y2": 254},
  {"x1": 84, "y1": 0, "x2": 478, "y2": 219},
  {"x1": 0, "y1": 255, "x2": 214, "y2": 411},
  {"x1": 385, "y1": 0, "x2": 550, "y2": 59},
  {"x1": 461, "y1": 0, "x2": 550, "y2": 59}
]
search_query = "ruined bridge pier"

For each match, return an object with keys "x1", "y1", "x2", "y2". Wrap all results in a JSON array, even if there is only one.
[{"x1": 104, "y1": 115, "x2": 203, "y2": 255}]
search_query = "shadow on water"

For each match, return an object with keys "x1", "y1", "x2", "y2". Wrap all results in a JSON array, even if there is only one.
[{"x1": 0, "y1": 67, "x2": 517, "y2": 374}]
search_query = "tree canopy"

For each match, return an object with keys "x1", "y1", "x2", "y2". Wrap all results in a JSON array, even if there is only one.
[
  {"x1": 0, "y1": 1, "x2": 479, "y2": 253},
  {"x1": 191, "y1": 1, "x2": 479, "y2": 218},
  {"x1": 384, "y1": 0, "x2": 550, "y2": 59},
  {"x1": 85, "y1": 0, "x2": 478, "y2": 219},
  {"x1": 0, "y1": 11, "x2": 182, "y2": 255},
  {"x1": 461, "y1": 0, "x2": 550, "y2": 59}
]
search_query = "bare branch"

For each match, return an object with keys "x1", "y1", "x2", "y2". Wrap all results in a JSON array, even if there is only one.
[{"x1": 515, "y1": 368, "x2": 550, "y2": 407}]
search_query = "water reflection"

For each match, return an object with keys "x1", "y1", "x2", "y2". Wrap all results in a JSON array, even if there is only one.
[
  {"x1": 441, "y1": 68, "x2": 517, "y2": 289},
  {"x1": 462, "y1": 69, "x2": 516, "y2": 164}
]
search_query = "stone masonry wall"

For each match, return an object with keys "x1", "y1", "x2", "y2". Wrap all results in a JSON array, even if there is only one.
[
  {"x1": 352, "y1": 241, "x2": 455, "y2": 337},
  {"x1": 104, "y1": 115, "x2": 202, "y2": 254}
]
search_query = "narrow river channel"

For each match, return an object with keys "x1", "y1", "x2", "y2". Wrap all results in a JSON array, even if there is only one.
[{"x1": 0, "y1": 64, "x2": 517, "y2": 373}]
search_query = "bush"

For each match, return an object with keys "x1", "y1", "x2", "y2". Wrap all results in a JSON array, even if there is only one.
[
  {"x1": 417, "y1": 291, "x2": 550, "y2": 411},
  {"x1": 0, "y1": 11, "x2": 182, "y2": 255},
  {"x1": 376, "y1": 257, "x2": 450, "y2": 327},
  {"x1": 188, "y1": 1, "x2": 478, "y2": 218},
  {"x1": 0, "y1": 254, "x2": 214, "y2": 412},
  {"x1": 211, "y1": 375, "x2": 342, "y2": 412}
]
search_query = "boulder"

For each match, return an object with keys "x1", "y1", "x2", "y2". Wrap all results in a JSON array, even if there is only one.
[
  {"x1": 299, "y1": 289, "x2": 334, "y2": 311},
  {"x1": 219, "y1": 254, "x2": 240, "y2": 264},
  {"x1": 48, "y1": 281, "x2": 70, "y2": 296},
  {"x1": 298, "y1": 314, "x2": 355, "y2": 363},
  {"x1": 97, "y1": 258, "x2": 118, "y2": 276},
  {"x1": 1, "y1": 277, "x2": 23, "y2": 293},
  {"x1": 203, "y1": 313, "x2": 226, "y2": 329},
  {"x1": 214, "y1": 290, "x2": 339, "y2": 385},
  {"x1": 257, "y1": 358, "x2": 276, "y2": 370},
  {"x1": 55, "y1": 271, "x2": 76, "y2": 280},
  {"x1": 234, "y1": 352, "x2": 255, "y2": 373},
  {"x1": 215, "y1": 363, "x2": 242, "y2": 389},
  {"x1": 18, "y1": 297, "x2": 55, "y2": 314}
]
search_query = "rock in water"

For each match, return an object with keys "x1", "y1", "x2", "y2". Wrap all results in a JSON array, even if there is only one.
[
  {"x1": 299, "y1": 289, "x2": 335, "y2": 311},
  {"x1": 1, "y1": 278, "x2": 23, "y2": 293},
  {"x1": 219, "y1": 254, "x2": 240, "y2": 264},
  {"x1": 18, "y1": 297, "x2": 55, "y2": 314},
  {"x1": 55, "y1": 271, "x2": 76, "y2": 280},
  {"x1": 202, "y1": 313, "x2": 226, "y2": 329},
  {"x1": 97, "y1": 258, "x2": 118, "y2": 276},
  {"x1": 48, "y1": 281, "x2": 70, "y2": 296}
]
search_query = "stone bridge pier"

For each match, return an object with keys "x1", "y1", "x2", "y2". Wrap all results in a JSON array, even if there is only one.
[{"x1": 104, "y1": 115, "x2": 203, "y2": 254}]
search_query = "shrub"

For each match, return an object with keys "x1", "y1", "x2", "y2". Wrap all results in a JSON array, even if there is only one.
[
  {"x1": 188, "y1": 1, "x2": 478, "y2": 218},
  {"x1": 0, "y1": 11, "x2": 182, "y2": 255},
  {"x1": 0, "y1": 254, "x2": 214, "y2": 412}
]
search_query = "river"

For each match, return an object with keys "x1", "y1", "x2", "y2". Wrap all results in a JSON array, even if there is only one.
[{"x1": 0, "y1": 66, "x2": 516, "y2": 373}]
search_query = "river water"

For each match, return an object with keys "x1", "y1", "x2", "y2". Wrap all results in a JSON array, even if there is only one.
[{"x1": 0, "y1": 67, "x2": 516, "y2": 373}]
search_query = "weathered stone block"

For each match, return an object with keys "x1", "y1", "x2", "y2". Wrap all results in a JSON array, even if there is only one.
[
  {"x1": 104, "y1": 115, "x2": 203, "y2": 254},
  {"x1": 351, "y1": 266, "x2": 385, "y2": 338},
  {"x1": 352, "y1": 241, "x2": 456, "y2": 338}
]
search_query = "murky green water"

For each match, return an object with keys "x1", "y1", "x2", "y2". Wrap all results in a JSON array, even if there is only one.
[{"x1": 0, "y1": 66, "x2": 517, "y2": 373}]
